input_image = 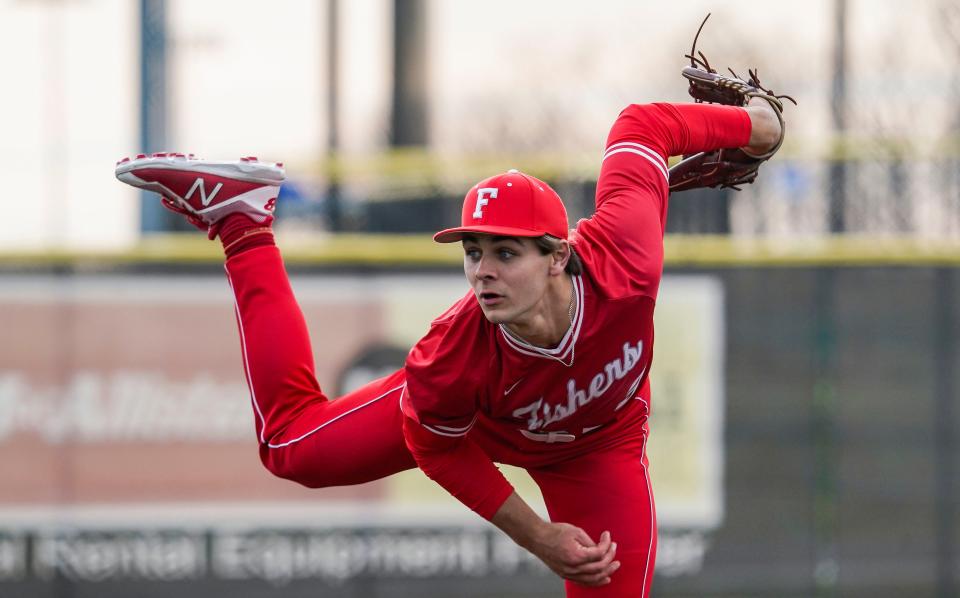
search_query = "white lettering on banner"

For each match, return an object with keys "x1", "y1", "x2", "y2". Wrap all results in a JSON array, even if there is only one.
[
  {"x1": 213, "y1": 530, "x2": 493, "y2": 583},
  {"x1": 472, "y1": 187, "x2": 497, "y2": 219},
  {"x1": 0, "y1": 528, "x2": 707, "y2": 582},
  {"x1": 32, "y1": 533, "x2": 206, "y2": 581},
  {"x1": 0, "y1": 372, "x2": 250, "y2": 443},
  {"x1": 185, "y1": 177, "x2": 223, "y2": 207},
  {"x1": 512, "y1": 341, "x2": 645, "y2": 431},
  {"x1": 0, "y1": 534, "x2": 26, "y2": 581}
]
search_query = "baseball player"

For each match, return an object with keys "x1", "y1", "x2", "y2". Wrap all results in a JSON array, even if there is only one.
[{"x1": 116, "y1": 69, "x2": 788, "y2": 596}]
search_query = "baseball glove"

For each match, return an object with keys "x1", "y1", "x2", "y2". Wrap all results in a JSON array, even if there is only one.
[{"x1": 668, "y1": 14, "x2": 796, "y2": 192}]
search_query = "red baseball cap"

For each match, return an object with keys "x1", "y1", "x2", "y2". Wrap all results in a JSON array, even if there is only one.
[{"x1": 433, "y1": 169, "x2": 569, "y2": 243}]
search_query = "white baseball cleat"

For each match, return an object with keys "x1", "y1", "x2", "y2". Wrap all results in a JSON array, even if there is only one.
[{"x1": 115, "y1": 152, "x2": 285, "y2": 234}]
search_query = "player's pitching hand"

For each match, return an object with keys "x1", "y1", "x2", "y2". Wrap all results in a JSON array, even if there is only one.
[{"x1": 531, "y1": 523, "x2": 621, "y2": 586}]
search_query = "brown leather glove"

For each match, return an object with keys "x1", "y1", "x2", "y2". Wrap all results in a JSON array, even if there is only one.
[{"x1": 669, "y1": 14, "x2": 797, "y2": 192}]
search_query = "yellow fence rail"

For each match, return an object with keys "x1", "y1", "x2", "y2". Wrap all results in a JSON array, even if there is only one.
[{"x1": 2, "y1": 234, "x2": 959, "y2": 268}]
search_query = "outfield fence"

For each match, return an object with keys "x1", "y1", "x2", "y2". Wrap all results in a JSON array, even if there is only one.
[{"x1": 0, "y1": 244, "x2": 956, "y2": 598}]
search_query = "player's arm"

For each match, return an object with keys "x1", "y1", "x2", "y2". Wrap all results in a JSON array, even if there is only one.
[
  {"x1": 491, "y1": 491, "x2": 620, "y2": 586},
  {"x1": 602, "y1": 100, "x2": 776, "y2": 169},
  {"x1": 401, "y1": 413, "x2": 620, "y2": 587},
  {"x1": 593, "y1": 100, "x2": 780, "y2": 224},
  {"x1": 400, "y1": 318, "x2": 516, "y2": 519},
  {"x1": 400, "y1": 411, "x2": 515, "y2": 519},
  {"x1": 576, "y1": 101, "x2": 766, "y2": 293},
  {"x1": 597, "y1": 101, "x2": 751, "y2": 211}
]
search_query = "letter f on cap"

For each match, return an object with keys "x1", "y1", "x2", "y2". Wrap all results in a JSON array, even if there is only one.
[{"x1": 472, "y1": 187, "x2": 498, "y2": 219}]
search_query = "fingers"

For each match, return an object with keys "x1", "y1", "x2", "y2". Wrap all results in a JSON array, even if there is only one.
[
  {"x1": 575, "y1": 529, "x2": 611, "y2": 560},
  {"x1": 573, "y1": 527, "x2": 598, "y2": 548},
  {"x1": 570, "y1": 540, "x2": 618, "y2": 576},
  {"x1": 571, "y1": 558, "x2": 621, "y2": 587},
  {"x1": 565, "y1": 556, "x2": 621, "y2": 586},
  {"x1": 538, "y1": 525, "x2": 621, "y2": 587},
  {"x1": 562, "y1": 532, "x2": 620, "y2": 586}
]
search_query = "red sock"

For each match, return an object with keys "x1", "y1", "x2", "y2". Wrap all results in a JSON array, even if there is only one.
[{"x1": 218, "y1": 214, "x2": 275, "y2": 258}]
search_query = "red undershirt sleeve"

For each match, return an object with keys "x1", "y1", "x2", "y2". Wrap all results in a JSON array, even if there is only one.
[
  {"x1": 401, "y1": 412, "x2": 515, "y2": 521},
  {"x1": 604, "y1": 102, "x2": 752, "y2": 161}
]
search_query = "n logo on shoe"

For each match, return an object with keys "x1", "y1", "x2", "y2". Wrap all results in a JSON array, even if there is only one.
[{"x1": 185, "y1": 177, "x2": 223, "y2": 207}]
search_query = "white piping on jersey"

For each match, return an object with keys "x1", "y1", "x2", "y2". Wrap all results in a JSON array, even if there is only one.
[
  {"x1": 428, "y1": 416, "x2": 478, "y2": 434},
  {"x1": 603, "y1": 141, "x2": 666, "y2": 168},
  {"x1": 641, "y1": 432, "x2": 655, "y2": 596},
  {"x1": 498, "y1": 274, "x2": 584, "y2": 367},
  {"x1": 225, "y1": 267, "x2": 267, "y2": 444},
  {"x1": 602, "y1": 142, "x2": 669, "y2": 183},
  {"x1": 422, "y1": 416, "x2": 478, "y2": 437},
  {"x1": 399, "y1": 384, "x2": 479, "y2": 438},
  {"x1": 266, "y1": 384, "x2": 406, "y2": 449},
  {"x1": 638, "y1": 396, "x2": 649, "y2": 412}
]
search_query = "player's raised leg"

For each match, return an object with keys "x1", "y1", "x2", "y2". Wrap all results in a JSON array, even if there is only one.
[
  {"x1": 225, "y1": 245, "x2": 416, "y2": 484},
  {"x1": 115, "y1": 153, "x2": 416, "y2": 486}
]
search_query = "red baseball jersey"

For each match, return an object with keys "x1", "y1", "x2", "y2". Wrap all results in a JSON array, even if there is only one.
[{"x1": 401, "y1": 103, "x2": 751, "y2": 520}]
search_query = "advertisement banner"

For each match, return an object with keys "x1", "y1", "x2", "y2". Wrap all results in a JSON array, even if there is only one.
[{"x1": 0, "y1": 272, "x2": 724, "y2": 582}]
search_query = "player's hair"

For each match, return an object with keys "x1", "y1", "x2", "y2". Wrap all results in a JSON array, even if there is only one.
[{"x1": 534, "y1": 235, "x2": 583, "y2": 275}]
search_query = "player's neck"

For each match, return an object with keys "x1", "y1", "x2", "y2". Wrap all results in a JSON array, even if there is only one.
[{"x1": 503, "y1": 274, "x2": 575, "y2": 348}]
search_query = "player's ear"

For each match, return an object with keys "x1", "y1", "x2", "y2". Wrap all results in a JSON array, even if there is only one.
[{"x1": 549, "y1": 241, "x2": 571, "y2": 276}]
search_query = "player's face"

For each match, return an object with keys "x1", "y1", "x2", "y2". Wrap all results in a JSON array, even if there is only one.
[{"x1": 462, "y1": 235, "x2": 552, "y2": 325}]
